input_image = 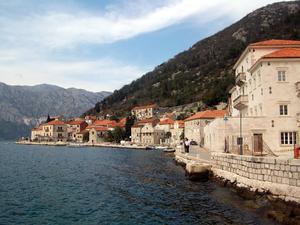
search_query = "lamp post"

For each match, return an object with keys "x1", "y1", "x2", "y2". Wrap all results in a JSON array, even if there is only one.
[{"x1": 224, "y1": 116, "x2": 228, "y2": 153}]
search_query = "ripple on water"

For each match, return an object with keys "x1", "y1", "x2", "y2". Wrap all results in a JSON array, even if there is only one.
[{"x1": 0, "y1": 143, "x2": 277, "y2": 225}]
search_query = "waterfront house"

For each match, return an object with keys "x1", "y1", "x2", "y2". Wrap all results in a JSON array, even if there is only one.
[
  {"x1": 88, "y1": 126, "x2": 110, "y2": 144},
  {"x1": 170, "y1": 120, "x2": 184, "y2": 146},
  {"x1": 75, "y1": 130, "x2": 89, "y2": 143},
  {"x1": 204, "y1": 40, "x2": 300, "y2": 155},
  {"x1": 131, "y1": 118, "x2": 163, "y2": 145},
  {"x1": 86, "y1": 119, "x2": 119, "y2": 144},
  {"x1": 31, "y1": 124, "x2": 45, "y2": 141},
  {"x1": 131, "y1": 104, "x2": 157, "y2": 121},
  {"x1": 42, "y1": 119, "x2": 68, "y2": 142},
  {"x1": 155, "y1": 118, "x2": 174, "y2": 144},
  {"x1": 67, "y1": 120, "x2": 88, "y2": 141},
  {"x1": 141, "y1": 122, "x2": 164, "y2": 145},
  {"x1": 184, "y1": 110, "x2": 227, "y2": 146}
]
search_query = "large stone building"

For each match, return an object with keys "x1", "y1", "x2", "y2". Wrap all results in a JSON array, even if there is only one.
[
  {"x1": 31, "y1": 119, "x2": 68, "y2": 142},
  {"x1": 131, "y1": 104, "x2": 157, "y2": 121},
  {"x1": 184, "y1": 110, "x2": 227, "y2": 146},
  {"x1": 204, "y1": 39, "x2": 300, "y2": 155},
  {"x1": 131, "y1": 118, "x2": 165, "y2": 145}
]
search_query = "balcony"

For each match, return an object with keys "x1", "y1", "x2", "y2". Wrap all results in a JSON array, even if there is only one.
[
  {"x1": 235, "y1": 72, "x2": 246, "y2": 86},
  {"x1": 233, "y1": 95, "x2": 248, "y2": 110}
]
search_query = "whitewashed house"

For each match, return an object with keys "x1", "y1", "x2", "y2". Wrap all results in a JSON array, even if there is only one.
[{"x1": 204, "y1": 40, "x2": 300, "y2": 155}]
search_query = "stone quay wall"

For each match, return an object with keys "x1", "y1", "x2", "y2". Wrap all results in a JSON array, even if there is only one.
[{"x1": 211, "y1": 153, "x2": 300, "y2": 203}]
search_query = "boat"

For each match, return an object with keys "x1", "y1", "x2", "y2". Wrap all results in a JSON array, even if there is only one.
[
  {"x1": 163, "y1": 147, "x2": 175, "y2": 153},
  {"x1": 145, "y1": 145, "x2": 156, "y2": 150},
  {"x1": 68, "y1": 143, "x2": 85, "y2": 147}
]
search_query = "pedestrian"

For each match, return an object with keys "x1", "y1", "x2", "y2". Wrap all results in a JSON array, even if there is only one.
[{"x1": 184, "y1": 138, "x2": 190, "y2": 153}]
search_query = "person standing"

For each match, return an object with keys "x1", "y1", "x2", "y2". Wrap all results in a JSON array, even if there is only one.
[{"x1": 184, "y1": 138, "x2": 190, "y2": 153}]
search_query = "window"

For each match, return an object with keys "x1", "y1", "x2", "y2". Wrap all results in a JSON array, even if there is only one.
[
  {"x1": 279, "y1": 105, "x2": 288, "y2": 115},
  {"x1": 261, "y1": 88, "x2": 263, "y2": 95},
  {"x1": 259, "y1": 104, "x2": 263, "y2": 116},
  {"x1": 278, "y1": 71, "x2": 286, "y2": 82},
  {"x1": 281, "y1": 132, "x2": 296, "y2": 145}
]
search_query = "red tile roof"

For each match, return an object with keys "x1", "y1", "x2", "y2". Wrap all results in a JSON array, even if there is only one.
[
  {"x1": 68, "y1": 120, "x2": 86, "y2": 125},
  {"x1": 117, "y1": 118, "x2": 127, "y2": 127},
  {"x1": 132, "y1": 117, "x2": 158, "y2": 128},
  {"x1": 93, "y1": 126, "x2": 109, "y2": 132},
  {"x1": 262, "y1": 48, "x2": 300, "y2": 59},
  {"x1": 185, "y1": 110, "x2": 227, "y2": 121},
  {"x1": 132, "y1": 104, "x2": 157, "y2": 110},
  {"x1": 250, "y1": 39, "x2": 300, "y2": 47},
  {"x1": 46, "y1": 120, "x2": 65, "y2": 125},
  {"x1": 159, "y1": 118, "x2": 174, "y2": 125},
  {"x1": 93, "y1": 120, "x2": 118, "y2": 127},
  {"x1": 176, "y1": 120, "x2": 185, "y2": 128}
]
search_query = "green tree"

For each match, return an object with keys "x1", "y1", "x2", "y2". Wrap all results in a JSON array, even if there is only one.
[
  {"x1": 112, "y1": 126, "x2": 125, "y2": 143},
  {"x1": 125, "y1": 115, "x2": 135, "y2": 139}
]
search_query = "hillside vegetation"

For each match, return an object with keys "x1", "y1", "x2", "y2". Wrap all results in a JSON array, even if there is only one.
[{"x1": 85, "y1": 1, "x2": 300, "y2": 116}]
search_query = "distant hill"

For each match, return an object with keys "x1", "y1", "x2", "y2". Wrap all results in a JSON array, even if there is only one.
[
  {"x1": 84, "y1": 1, "x2": 300, "y2": 117},
  {"x1": 0, "y1": 82, "x2": 111, "y2": 139}
]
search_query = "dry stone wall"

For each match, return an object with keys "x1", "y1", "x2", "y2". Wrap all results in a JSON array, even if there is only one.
[{"x1": 211, "y1": 153, "x2": 300, "y2": 203}]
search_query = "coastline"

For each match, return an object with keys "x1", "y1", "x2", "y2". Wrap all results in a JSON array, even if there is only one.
[
  {"x1": 15, "y1": 140, "x2": 147, "y2": 150},
  {"x1": 13, "y1": 141, "x2": 300, "y2": 224},
  {"x1": 174, "y1": 150, "x2": 300, "y2": 225}
]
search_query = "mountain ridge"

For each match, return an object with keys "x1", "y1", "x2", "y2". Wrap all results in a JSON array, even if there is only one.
[
  {"x1": 0, "y1": 82, "x2": 111, "y2": 139},
  {"x1": 84, "y1": 1, "x2": 300, "y2": 117}
]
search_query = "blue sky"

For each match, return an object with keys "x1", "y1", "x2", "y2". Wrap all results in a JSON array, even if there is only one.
[{"x1": 0, "y1": 0, "x2": 287, "y2": 92}]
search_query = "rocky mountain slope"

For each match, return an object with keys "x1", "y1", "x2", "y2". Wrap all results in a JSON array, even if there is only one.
[
  {"x1": 85, "y1": 1, "x2": 300, "y2": 117},
  {"x1": 0, "y1": 82, "x2": 110, "y2": 139}
]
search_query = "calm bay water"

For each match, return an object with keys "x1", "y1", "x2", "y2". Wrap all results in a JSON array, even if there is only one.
[{"x1": 0, "y1": 142, "x2": 277, "y2": 225}]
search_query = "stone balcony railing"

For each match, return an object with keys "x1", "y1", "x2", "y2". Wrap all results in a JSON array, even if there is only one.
[
  {"x1": 235, "y1": 72, "x2": 246, "y2": 86},
  {"x1": 233, "y1": 95, "x2": 248, "y2": 110}
]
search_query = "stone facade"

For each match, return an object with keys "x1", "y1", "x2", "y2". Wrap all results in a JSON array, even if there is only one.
[
  {"x1": 211, "y1": 152, "x2": 300, "y2": 202},
  {"x1": 184, "y1": 110, "x2": 227, "y2": 146},
  {"x1": 170, "y1": 120, "x2": 184, "y2": 146},
  {"x1": 227, "y1": 40, "x2": 300, "y2": 155},
  {"x1": 131, "y1": 104, "x2": 157, "y2": 121},
  {"x1": 31, "y1": 119, "x2": 67, "y2": 142}
]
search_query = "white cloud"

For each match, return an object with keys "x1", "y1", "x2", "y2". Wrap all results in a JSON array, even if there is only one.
[
  {"x1": 0, "y1": 0, "x2": 238, "y2": 48},
  {"x1": 0, "y1": 57, "x2": 149, "y2": 92},
  {"x1": 0, "y1": 0, "x2": 289, "y2": 91}
]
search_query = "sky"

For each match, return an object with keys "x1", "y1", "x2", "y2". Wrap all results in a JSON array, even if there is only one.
[{"x1": 0, "y1": 0, "x2": 288, "y2": 92}]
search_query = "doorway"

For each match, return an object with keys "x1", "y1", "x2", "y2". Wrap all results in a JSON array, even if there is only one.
[{"x1": 253, "y1": 134, "x2": 263, "y2": 154}]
